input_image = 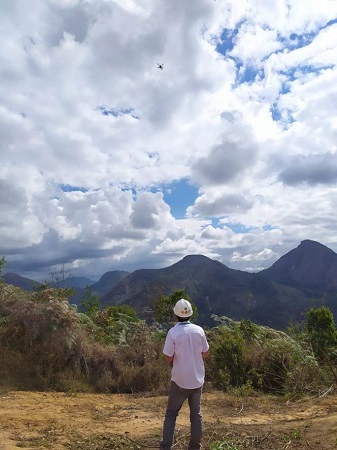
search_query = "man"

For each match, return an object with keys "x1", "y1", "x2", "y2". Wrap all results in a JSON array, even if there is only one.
[{"x1": 160, "y1": 298, "x2": 209, "y2": 450}]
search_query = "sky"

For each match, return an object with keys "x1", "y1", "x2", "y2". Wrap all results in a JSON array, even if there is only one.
[{"x1": 1, "y1": 0, "x2": 337, "y2": 282}]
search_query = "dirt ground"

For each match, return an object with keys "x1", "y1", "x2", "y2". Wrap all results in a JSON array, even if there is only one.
[{"x1": 0, "y1": 387, "x2": 337, "y2": 449}]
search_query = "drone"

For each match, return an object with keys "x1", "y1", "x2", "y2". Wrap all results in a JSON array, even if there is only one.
[{"x1": 157, "y1": 63, "x2": 164, "y2": 70}]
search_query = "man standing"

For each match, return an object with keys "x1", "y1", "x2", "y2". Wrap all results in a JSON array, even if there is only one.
[{"x1": 160, "y1": 298, "x2": 209, "y2": 450}]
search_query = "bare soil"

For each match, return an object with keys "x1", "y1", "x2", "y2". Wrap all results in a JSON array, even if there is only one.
[{"x1": 0, "y1": 387, "x2": 337, "y2": 449}]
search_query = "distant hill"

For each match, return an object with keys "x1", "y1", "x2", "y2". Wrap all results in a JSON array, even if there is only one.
[
  {"x1": 101, "y1": 241, "x2": 337, "y2": 328},
  {"x1": 100, "y1": 254, "x2": 307, "y2": 329},
  {"x1": 2, "y1": 270, "x2": 129, "y2": 307},
  {"x1": 262, "y1": 240, "x2": 337, "y2": 290},
  {"x1": 89, "y1": 270, "x2": 129, "y2": 297},
  {"x1": 3, "y1": 273, "x2": 39, "y2": 291},
  {"x1": 51, "y1": 277, "x2": 95, "y2": 289}
]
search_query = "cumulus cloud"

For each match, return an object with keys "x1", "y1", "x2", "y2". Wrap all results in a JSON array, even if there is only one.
[
  {"x1": 189, "y1": 192, "x2": 254, "y2": 217},
  {"x1": 191, "y1": 121, "x2": 259, "y2": 187},
  {"x1": 279, "y1": 153, "x2": 337, "y2": 186},
  {"x1": 192, "y1": 139, "x2": 257, "y2": 186}
]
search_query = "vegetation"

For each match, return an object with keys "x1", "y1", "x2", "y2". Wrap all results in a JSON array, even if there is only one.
[
  {"x1": 0, "y1": 278, "x2": 336, "y2": 398},
  {"x1": 207, "y1": 314, "x2": 334, "y2": 396},
  {"x1": 0, "y1": 255, "x2": 6, "y2": 279},
  {"x1": 0, "y1": 282, "x2": 168, "y2": 393},
  {"x1": 153, "y1": 288, "x2": 198, "y2": 326},
  {"x1": 306, "y1": 306, "x2": 337, "y2": 360}
]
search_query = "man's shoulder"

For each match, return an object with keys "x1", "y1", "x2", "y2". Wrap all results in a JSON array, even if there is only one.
[
  {"x1": 187, "y1": 321, "x2": 202, "y2": 328},
  {"x1": 187, "y1": 323, "x2": 206, "y2": 333},
  {"x1": 169, "y1": 322, "x2": 205, "y2": 334}
]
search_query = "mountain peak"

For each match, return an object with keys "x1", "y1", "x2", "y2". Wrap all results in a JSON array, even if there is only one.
[
  {"x1": 300, "y1": 239, "x2": 334, "y2": 251},
  {"x1": 172, "y1": 254, "x2": 228, "y2": 270},
  {"x1": 264, "y1": 240, "x2": 337, "y2": 289}
]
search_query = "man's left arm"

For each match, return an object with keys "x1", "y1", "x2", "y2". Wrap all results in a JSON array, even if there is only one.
[{"x1": 201, "y1": 330, "x2": 209, "y2": 358}]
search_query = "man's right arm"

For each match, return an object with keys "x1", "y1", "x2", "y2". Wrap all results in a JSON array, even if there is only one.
[
  {"x1": 163, "y1": 331, "x2": 175, "y2": 367},
  {"x1": 201, "y1": 330, "x2": 209, "y2": 358},
  {"x1": 165, "y1": 354, "x2": 174, "y2": 366}
]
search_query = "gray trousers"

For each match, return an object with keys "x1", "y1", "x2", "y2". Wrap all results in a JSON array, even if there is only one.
[{"x1": 160, "y1": 381, "x2": 203, "y2": 450}]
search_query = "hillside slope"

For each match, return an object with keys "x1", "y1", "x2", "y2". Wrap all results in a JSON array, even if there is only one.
[{"x1": 100, "y1": 254, "x2": 307, "y2": 328}]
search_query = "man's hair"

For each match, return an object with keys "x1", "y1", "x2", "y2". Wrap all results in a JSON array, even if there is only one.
[{"x1": 176, "y1": 315, "x2": 190, "y2": 322}]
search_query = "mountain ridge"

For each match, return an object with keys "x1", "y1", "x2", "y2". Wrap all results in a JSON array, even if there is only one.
[{"x1": 3, "y1": 240, "x2": 337, "y2": 329}]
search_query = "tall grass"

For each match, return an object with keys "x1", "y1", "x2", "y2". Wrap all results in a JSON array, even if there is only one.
[{"x1": 0, "y1": 283, "x2": 334, "y2": 396}]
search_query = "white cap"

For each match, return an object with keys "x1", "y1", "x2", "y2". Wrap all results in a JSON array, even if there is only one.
[{"x1": 173, "y1": 299, "x2": 193, "y2": 318}]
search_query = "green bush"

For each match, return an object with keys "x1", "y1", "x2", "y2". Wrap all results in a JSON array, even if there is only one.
[
  {"x1": 209, "y1": 326, "x2": 247, "y2": 389},
  {"x1": 306, "y1": 306, "x2": 337, "y2": 360},
  {"x1": 206, "y1": 315, "x2": 333, "y2": 396}
]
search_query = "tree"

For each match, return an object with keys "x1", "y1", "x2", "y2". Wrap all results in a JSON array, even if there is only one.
[
  {"x1": 0, "y1": 256, "x2": 6, "y2": 281},
  {"x1": 49, "y1": 263, "x2": 71, "y2": 288},
  {"x1": 80, "y1": 287, "x2": 101, "y2": 319},
  {"x1": 306, "y1": 306, "x2": 337, "y2": 361},
  {"x1": 35, "y1": 264, "x2": 75, "y2": 302},
  {"x1": 153, "y1": 289, "x2": 198, "y2": 325}
]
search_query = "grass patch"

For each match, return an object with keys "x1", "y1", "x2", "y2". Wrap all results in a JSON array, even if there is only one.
[
  {"x1": 65, "y1": 434, "x2": 143, "y2": 449},
  {"x1": 16, "y1": 421, "x2": 64, "y2": 448}
]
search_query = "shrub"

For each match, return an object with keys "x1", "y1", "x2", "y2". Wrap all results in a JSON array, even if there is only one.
[
  {"x1": 306, "y1": 306, "x2": 337, "y2": 360},
  {"x1": 0, "y1": 282, "x2": 170, "y2": 393},
  {"x1": 209, "y1": 326, "x2": 247, "y2": 389},
  {"x1": 0, "y1": 287, "x2": 86, "y2": 388},
  {"x1": 206, "y1": 316, "x2": 332, "y2": 396}
]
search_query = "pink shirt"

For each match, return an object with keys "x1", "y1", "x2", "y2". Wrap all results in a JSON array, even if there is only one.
[{"x1": 163, "y1": 321, "x2": 209, "y2": 389}]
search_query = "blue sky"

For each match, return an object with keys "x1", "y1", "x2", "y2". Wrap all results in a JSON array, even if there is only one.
[
  {"x1": 162, "y1": 180, "x2": 199, "y2": 219},
  {"x1": 1, "y1": 0, "x2": 337, "y2": 280}
]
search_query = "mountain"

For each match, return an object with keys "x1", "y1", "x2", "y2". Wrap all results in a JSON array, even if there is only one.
[
  {"x1": 51, "y1": 277, "x2": 95, "y2": 289},
  {"x1": 63, "y1": 271, "x2": 130, "y2": 305},
  {"x1": 4, "y1": 240, "x2": 337, "y2": 329},
  {"x1": 2, "y1": 270, "x2": 129, "y2": 307},
  {"x1": 262, "y1": 240, "x2": 337, "y2": 290},
  {"x1": 100, "y1": 254, "x2": 303, "y2": 328},
  {"x1": 2, "y1": 273, "x2": 39, "y2": 291},
  {"x1": 89, "y1": 270, "x2": 129, "y2": 297}
]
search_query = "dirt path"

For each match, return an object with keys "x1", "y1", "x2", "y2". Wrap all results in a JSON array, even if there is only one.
[{"x1": 0, "y1": 389, "x2": 337, "y2": 449}]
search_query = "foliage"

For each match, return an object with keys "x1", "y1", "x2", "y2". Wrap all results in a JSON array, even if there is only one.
[
  {"x1": 239, "y1": 319, "x2": 259, "y2": 341},
  {"x1": 0, "y1": 282, "x2": 168, "y2": 393},
  {"x1": 153, "y1": 289, "x2": 198, "y2": 326},
  {"x1": 92, "y1": 304, "x2": 139, "y2": 345},
  {"x1": 306, "y1": 306, "x2": 337, "y2": 360},
  {"x1": 1, "y1": 280, "x2": 337, "y2": 397},
  {"x1": 80, "y1": 287, "x2": 101, "y2": 318},
  {"x1": 33, "y1": 284, "x2": 76, "y2": 302},
  {"x1": 35, "y1": 264, "x2": 76, "y2": 301},
  {"x1": 0, "y1": 286, "x2": 83, "y2": 388},
  {"x1": 206, "y1": 314, "x2": 332, "y2": 395},
  {"x1": 0, "y1": 255, "x2": 6, "y2": 280},
  {"x1": 211, "y1": 325, "x2": 246, "y2": 388}
]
